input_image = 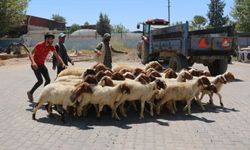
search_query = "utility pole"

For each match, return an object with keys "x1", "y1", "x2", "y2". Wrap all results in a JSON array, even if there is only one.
[{"x1": 168, "y1": 0, "x2": 171, "y2": 23}]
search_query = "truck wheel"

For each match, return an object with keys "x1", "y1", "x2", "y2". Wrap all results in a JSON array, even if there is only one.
[
  {"x1": 141, "y1": 43, "x2": 149, "y2": 64},
  {"x1": 169, "y1": 55, "x2": 188, "y2": 72},
  {"x1": 208, "y1": 59, "x2": 228, "y2": 76}
]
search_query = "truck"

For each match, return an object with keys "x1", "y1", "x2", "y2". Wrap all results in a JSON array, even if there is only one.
[{"x1": 136, "y1": 19, "x2": 236, "y2": 75}]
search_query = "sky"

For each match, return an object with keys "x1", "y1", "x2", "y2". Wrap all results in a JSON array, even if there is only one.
[{"x1": 26, "y1": 0, "x2": 234, "y2": 31}]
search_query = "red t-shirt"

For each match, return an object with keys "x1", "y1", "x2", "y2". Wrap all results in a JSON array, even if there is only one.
[{"x1": 33, "y1": 41, "x2": 55, "y2": 65}]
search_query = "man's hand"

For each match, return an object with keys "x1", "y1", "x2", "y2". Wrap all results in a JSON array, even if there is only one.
[
  {"x1": 52, "y1": 66, "x2": 56, "y2": 70},
  {"x1": 96, "y1": 51, "x2": 102, "y2": 56},
  {"x1": 71, "y1": 61, "x2": 74, "y2": 66},
  {"x1": 31, "y1": 63, "x2": 38, "y2": 70}
]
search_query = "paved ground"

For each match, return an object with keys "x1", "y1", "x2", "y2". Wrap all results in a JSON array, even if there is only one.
[{"x1": 0, "y1": 59, "x2": 250, "y2": 150}]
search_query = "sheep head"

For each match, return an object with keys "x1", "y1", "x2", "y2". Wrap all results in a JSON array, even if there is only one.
[
  {"x1": 96, "y1": 70, "x2": 106, "y2": 82},
  {"x1": 84, "y1": 75, "x2": 98, "y2": 85},
  {"x1": 204, "y1": 84, "x2": 218, "y2": 93},
  {"x1": 119, "y1": 68, "x2": 130, "y2": 74},
  {"x1": 135, "y1": 73, "x2": 150, "y2": 84},
  {"x1": 123, "y1": 72, "x2": 135, "y2": 80},
  {"x1": 111, "y1": 72, "x2": 126, "y2": 81},
  {"x1": 71, "y1": 82, "x2": 93, "y2": 102},
  {"x1": 99, "y1": 76, "x2": 114, "y2": 87},
  {"x1": 198, "y1": 76, "x2": 211, "y2": 87},
  {"x1": 155, "y1": 79, "x2": 166, "y2": 90},
  {"x1": 83, "y1": 69, "x2": 96, "y2": 77},
  {"x1": 93, "y1": 63, "x2": 109, "y2": 73},
  {"x1": 120, "y1": 83, "x2": 130, "y2": 94},
  {"x1": 133, "y1": 68, "x2": 145, "y2": 77},
  {"x1": 164, "y1": 69, "x2": 177, "y2": 79},
  {"x1": 104, "y1": 70, "x2": 113, "y2": 77},
  {"x1": 223, "y1": 72, "x2": 235, "y2": 82}
]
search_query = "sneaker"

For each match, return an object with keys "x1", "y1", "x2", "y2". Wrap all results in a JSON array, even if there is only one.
[{"x1": 27, "y1": 91, "x2": 33, "y2": 102}]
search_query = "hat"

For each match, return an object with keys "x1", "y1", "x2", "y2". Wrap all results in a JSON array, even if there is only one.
[
  {"x1": 103, "y1": 33, "x2": 111, "y2": 40},
  {"x1": 58, "y1": 32, "x2": 66, "y2": 38},
  {"x1": 44, "y1": 32, "x2": 55, "y2": 39}
]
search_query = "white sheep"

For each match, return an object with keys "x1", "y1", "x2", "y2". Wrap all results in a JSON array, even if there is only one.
[
  {"x1": 155, "y1": 76, "x2": 211, "y2": 115},
  {"x1": 32, "y1": 82, "x2": 92, "y2": 123},
  {"x1": 73, "y1": 82, "x2": 130, "y2": 120}
]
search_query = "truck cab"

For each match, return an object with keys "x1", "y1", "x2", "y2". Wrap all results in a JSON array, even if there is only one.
[{"x1": 137, "y1": 19, "x2": 236, "y2": 75}]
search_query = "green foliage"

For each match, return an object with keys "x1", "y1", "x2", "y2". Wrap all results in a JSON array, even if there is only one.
[
  {"x1": 112, "y1": 23, "x2": 129, "y2": 33},
  {"x1": 207, "y1": 0, "x2": 228, "y2": 28},
  {"x1": 190, "y1": 15, "x2": 207, "y2": 30},
  {"x1": 0, "y1": 0, "x2": 29, "y2": 37},
  {"x1": 96, "y1": 13, "x2": 112, "y2": 37},
  {"x1": 231, "y1": 0, "x2": 250, "y2": 32},
  {"x1": 83, "y1": 21, "x2": 90, "y2": 26},
  {"x1": 52, "y1": 14, "x2": 66, "y2": 23},
  {"x1": 69, "y1": 24, "x2": 81, "y2": 33}
]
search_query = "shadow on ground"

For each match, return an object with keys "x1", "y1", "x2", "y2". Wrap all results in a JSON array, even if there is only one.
[{"x1": 29, "y1": 101, "x2": 239, "y2": 130}]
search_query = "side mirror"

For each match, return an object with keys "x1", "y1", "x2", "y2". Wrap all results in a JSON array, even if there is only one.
[{"x1": 137, "y1": 23, "x2": 140, "y2": 29}]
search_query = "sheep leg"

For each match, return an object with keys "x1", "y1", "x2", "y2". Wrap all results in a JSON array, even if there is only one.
[
  {"x1": 167, "y1": 101, "x2": 175, "y2": 114},
  {"x1": 156, "y1": 99, "x2": 167, "y2": 115},
  {"x1": 147, "y1": 101, "x2": 154, "y2": 116},
  {"x1": 196, "y1": 95, "x2": 205, "y2": 111},
  {"x1": 183, "y1": 100, "x2": 192, "y2": 115},
  {"x1": 97, "y1": 105, "x2": 104, "y2": 119},
  {"x1": 216, "y1": 93, "x2": 223, "y2": 107},
  {"x1": 32, "y1": 102, "x2": 44, "y2": 120},
  {"x1": 94, "y1": 104, "x2": 99, "y2": 117},
  {"x1": 173, "y1": 100, "x2": 178, "y2": 112},
  {"x1": 119, "y1": 102, "x2": 127, "y2": 117},
  {"x1": 131, "y1": 101, "x2": 138, "y2": 111},
  {"x1": 209, "y1": 93, "x2": 214, "y2": 105},
  {"x1": 111, "y1": 104, "x2": 120, "y2": 120},
  {"x1": 139, "y1": 101, "x2": 145, "y2": 119}
]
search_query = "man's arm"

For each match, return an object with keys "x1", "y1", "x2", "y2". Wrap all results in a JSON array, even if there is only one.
[
  {"x1": 28, "y1": 48, "x2": 38, "y2": 69},
  {"x1": 53, "y1": 50, "x2": 66, "y2": 68},
  {"x1": 94, "y1": 42, "x2": 103, "y2": 56},
  {"x1": 111, "y1": 46, "x2": 128, "y2": 54},
  {"x1": 52, "y1": 45, "x2": 59, "y2": 68}
]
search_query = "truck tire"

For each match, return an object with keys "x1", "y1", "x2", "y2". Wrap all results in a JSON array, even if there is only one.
[
  {"x1": 169, "y1": 55, "x2": 188, "y2": 72},
  {"x1": 141, "y1": 42, "x2": 149, "y2": 64},
  {"x1": 208, "y1": 59, "x2": 228, "y2": 76}
]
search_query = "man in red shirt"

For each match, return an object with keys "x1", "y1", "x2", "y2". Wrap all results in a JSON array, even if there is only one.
[{"x1": 27, "y1": 32, "x2": 66, "y2": 102}]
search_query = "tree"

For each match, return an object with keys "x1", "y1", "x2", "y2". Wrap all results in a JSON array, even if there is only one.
[
  {"x1": 0, "y1": 0, "x2": 29, "y2": 37},
  {"x1": 190, "y1": 15, "x2": 207, "y2": 30},
  {"x1": 69, "y1": 24, "x2": 81, "y2": 33},
  {"x1": 112, "y1": 23, "x2": 129, "y2": 33},
  {"x1": 231, "y1": 0, "x2": 250, "y2": 32},
  {"x1": 52, "y1": 14, "x2": 66, "y2": 23},
  {"x1": 207, "y1": 0, "x2": 228, "y2": 28},
  {"x1": 96, "y1": 13, "x2": 112, "y2": 37},
  {"x1": 83, "y1": 21, "x2": 90, "y2": 26}
]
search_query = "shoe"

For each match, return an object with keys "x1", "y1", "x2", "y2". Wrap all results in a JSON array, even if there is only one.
[{"x1": 27, "y1": 91, "x2": 33, "y2": 102}]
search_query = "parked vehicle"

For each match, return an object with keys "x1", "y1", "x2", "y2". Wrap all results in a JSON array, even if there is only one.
[{"x1": 136, "y1": 19, "x2": 236, "y2": 75}]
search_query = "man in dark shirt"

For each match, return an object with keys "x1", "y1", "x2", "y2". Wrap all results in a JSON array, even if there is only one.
[
  {"x1": 52, "y1": 33, "x2": 74, "y2": 74},
  {"x1": 94, "y1": 33, "x2": 128, "y2": 68}
]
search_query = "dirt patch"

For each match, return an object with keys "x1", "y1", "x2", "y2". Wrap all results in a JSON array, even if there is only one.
[
  {"x1": 0, "y1": 59, "x2": 5, "y2": 66},
  {"x1": 0, "y1": 54, "x2": 28, "y2": 60}
]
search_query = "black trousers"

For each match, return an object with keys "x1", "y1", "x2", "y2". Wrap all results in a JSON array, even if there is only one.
[
  {"x1": 30, "y1": 65, "x2": 50, "y2": 94},
  {"x1": 57, "y1": 66, "x2": 65, "y2": 75}
]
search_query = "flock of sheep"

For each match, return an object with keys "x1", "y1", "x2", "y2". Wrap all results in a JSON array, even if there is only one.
[{"x1": 32, "y1": 61, "x2": 235, "y2": 123}]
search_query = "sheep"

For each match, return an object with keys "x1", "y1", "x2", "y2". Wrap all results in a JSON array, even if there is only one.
[
  {"x1": 72, "y1": 81, "x2": 130, "y2": 120},
  {"x1": 155, "y1": 76, "x2": 211, "y2": 115},
  {"x1": 123, "y1": 72, "x2": 136, "y2": 80},
  {"x1": 199, "y1": 72, "x2": 235, "y2": 107},
  {"x1": 112, "y1": 64, "x2": 135, "y2": 73},
  {"x1": 57, "y1": 67, "x2": 84, "y2": 77},
  {"x1": 163, "y1": 68, "x2": 178, "y2": 79},
  {"x1": 115, "y1": 78, "x2": 166, "y2": 119},
  {"x1": 92, "y1": 63, "x2": 110, "y2": 73},
  {"x1": 132, "y1": 68, "x2": 146, "y2": 77},
  {"x1": 32, "y1": 82, "x2": 92, "y2": 123},
  {"x1": 145, "y1": 61, "x2": 165, "y2": 72}
]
